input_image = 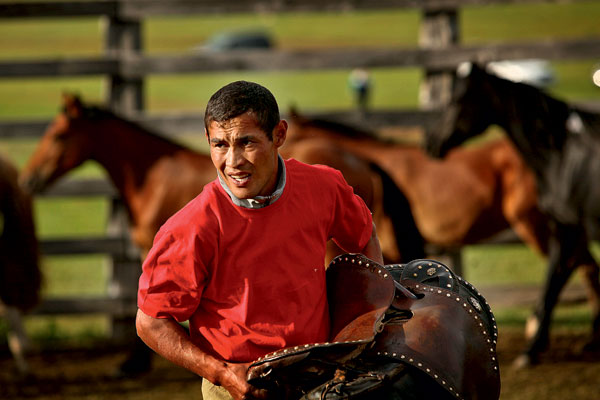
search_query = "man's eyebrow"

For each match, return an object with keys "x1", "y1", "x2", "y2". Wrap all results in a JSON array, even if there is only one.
[
  {"x1": 235, "y1": 135, "x2": 255, "y2": 143},
  {"x1": 212, "y1": 135, "x2": 255, "y2": 144}
]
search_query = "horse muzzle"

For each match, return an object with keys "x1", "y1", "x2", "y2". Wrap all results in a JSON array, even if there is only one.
[{"x1": 19, "y1": 172, "x2": 49, "y2": 195}]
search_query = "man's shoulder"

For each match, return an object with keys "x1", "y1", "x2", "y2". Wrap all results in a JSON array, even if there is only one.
[
  {"x1": 160, "y1": 179, "x2": 222, "y2": 232},
  {"x1": 285, "y1": 158, "x2": 344, "y2": 181}
]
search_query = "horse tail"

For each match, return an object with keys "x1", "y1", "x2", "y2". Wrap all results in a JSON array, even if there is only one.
[
  {"x1": 370, "y1": 162, "x2": 426, "y2": 262},
  {"x1": 0, "y1": 160, "x2": 42, "y2": 312}
]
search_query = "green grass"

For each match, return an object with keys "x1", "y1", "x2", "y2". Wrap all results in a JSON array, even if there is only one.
[
  {"x1": 494, "y1": 303, "x2": 592, "y2": 328},
  {"x1": 461, "y1": 2, "x2": 600, "y2": 43},
  {"x1": 25, "y1": 315, "x2": 110, "y2": 348},
  {"x1": 1, "y1": 2, "x2": 599, "y2": 345},
  {"x1": 35, "y1": 196, "x2": 108, "y2": 238},
  {"x1": 463, "y1": 243, "x2": 548, "y2": 287}
]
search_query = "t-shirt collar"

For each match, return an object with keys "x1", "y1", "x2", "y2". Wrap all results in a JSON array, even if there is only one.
[{"x1": 218, "y1": 155, "x2": 286, "y2": 209}]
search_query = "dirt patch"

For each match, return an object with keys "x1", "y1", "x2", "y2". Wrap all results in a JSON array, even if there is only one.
[
  {"x1": 497, "y1": 328, "x2": 600, "y2": 399},
  {"x1": 1, "y1": 329, "x2": 599, "y2": 400},
  {"x1": 0, "y1": 348, "x2": 202, "y2": 400}
]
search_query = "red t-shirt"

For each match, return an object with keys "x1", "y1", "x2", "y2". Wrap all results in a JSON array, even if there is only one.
[{"x1": 138, "y1": 158, "x2": 373, "y2": 362}]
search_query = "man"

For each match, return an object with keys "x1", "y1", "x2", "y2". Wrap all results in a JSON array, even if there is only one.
[{"x1": 136, "y1": 81, "x2": 383, "y2": 400}]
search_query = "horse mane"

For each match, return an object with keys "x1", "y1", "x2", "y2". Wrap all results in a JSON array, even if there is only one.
[
  {"x1": 301, "y1": 118, "x2": 379, "y2": 140},
  {"x1": 288, "y1": 107, "x2": 382, "y2": 140},
  {"x1": 475, "y1": 65, "x2": 571, "y2": 148}
]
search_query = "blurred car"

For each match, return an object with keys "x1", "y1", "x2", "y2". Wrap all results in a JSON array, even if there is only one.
[
  {"x1": 194, "y1": 30, "x2": 274, "y2": 52},
  {"x1": 486, "y1": 59, "x2": 555, "y2": 88}
]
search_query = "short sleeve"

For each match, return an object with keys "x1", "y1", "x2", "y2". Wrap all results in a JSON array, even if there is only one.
[
  {"x1": 137, "y1": 225, "x2": 208, "y2": 322},
  {"x1": 327, "y1": 169, "x2": 373, "y2": 253}
]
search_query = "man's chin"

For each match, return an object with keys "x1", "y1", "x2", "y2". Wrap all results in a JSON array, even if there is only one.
[{"x1": 230, "y1": 188, "x2": 254, "y2": 200}]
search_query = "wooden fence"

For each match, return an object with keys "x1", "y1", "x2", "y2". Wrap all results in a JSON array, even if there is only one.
[{"x1": 1, "y1": 0, "x2": 599, "y2": 343}]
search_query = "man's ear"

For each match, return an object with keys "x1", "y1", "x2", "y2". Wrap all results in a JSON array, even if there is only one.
[{"x1": 273, "y1": 120, "x2": 287, "y2": 147}]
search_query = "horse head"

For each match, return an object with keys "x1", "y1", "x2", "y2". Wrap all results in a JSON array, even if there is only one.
[
  {"x1": 424, "y1": 63, "x2": 497, "y2": 158},
  {"x1": 20, "y1": 93, "x2": 97, "y2": 194}
]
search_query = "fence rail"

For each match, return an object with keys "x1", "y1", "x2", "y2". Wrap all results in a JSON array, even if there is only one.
[
  {"x1": 0, "y1": 0, "x2": 592, "y2": 18},
  {"x1": 2, "y1": 38, "x2": 599, "y2": 79},
  {"x1": 0, "y1": 109, "x2": 443, "y2": 140}
]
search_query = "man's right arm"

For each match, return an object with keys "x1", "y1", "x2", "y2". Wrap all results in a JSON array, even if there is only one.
[{"x1": 135, "y1": 309, "x2": 267, "y2": 400}]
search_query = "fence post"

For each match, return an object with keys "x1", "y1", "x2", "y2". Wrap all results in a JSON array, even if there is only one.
[
  {"x1": 102, "y1": 11, "x2": 144, "y2": 344},
  {"x1": 104, "y1": 15, "x2": 144, "y2": 114},
  {"x1": 106, "y1": 198, "x2": 141, "y2": 344},
  {"x1": 418, "y1": 7, "x2": 459, "y2": 109}
]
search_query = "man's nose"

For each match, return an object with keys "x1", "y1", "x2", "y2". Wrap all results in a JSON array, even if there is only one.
[{"x1": 226, "y1": 146, "x2": 244, "y2": 167}]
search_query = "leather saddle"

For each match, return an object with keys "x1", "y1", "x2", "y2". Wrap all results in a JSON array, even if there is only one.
[{"x1": 247, "y1": 254, "x2": 500, "y2": 400}]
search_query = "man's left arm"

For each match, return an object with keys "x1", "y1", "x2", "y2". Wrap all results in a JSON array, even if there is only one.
[{"x1": 359, "y1": 221, "x2": 383, "y2": 265}]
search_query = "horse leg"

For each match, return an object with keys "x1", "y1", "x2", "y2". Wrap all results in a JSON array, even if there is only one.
[
  {"x1": 0, "y1": 301, "x2": 30, "y2": 376},
  {"x1": 574, "y1": 249, "x2": 600, "y2": 352},
  {"x1": 514, "y1": 223, "x2": 584, "y2": 368}
]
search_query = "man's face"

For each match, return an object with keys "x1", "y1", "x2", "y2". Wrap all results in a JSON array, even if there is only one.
[{"x1": 207, "y1": 112, "x2": 287, "y2": 199}]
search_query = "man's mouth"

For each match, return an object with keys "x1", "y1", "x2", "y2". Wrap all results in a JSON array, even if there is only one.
[{"x1": 229, "y1": 173, "x2": 250, "y2": 186}]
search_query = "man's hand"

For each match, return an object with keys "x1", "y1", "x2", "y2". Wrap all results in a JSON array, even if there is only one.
[{"x1": 217, "y1": 362, "x2": 269, "y2": 400}]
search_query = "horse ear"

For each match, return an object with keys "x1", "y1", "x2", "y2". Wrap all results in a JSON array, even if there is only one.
[
  {"x1": 287, "y1": 104, "x2": 306, "y2": 123},
  {"x1": 457, "y1": 62, "x2": 486, "y2": 79},
  {"x1": 457, "y1": 62, "x2": 473, "y2": 78},
  {"x1": 288, "y1": 104, "x2": 299, "y2": 119},
  {"x1": 61, "y1": 92, "x2": 84, "y2": 118}
]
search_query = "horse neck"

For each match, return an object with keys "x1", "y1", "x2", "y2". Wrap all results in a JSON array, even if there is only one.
[
  {"x1": 89, "y1": 118, "x2": 184, "y2": 198},
  {"x1": 486, "y1": 77, "x2": 569, "y2": 170}
]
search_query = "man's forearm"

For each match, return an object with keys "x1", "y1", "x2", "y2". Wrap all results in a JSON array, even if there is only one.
[
  {"x1": 136, "y1": 309, "x2": 267, "y2": 400},
  {"x1": 135, "y1": 309, "x2": 224, "y2": 383}
]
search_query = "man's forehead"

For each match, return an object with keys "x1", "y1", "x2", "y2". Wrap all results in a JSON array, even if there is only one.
[{"x1": 208, "y1": 113, "x2": 266, "y2": 138}]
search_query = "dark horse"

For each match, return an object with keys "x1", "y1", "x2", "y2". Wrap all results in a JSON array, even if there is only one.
[
  {"x1": 425, "y1": 63, "x2": 600, "y2": 367},
  {"x1": 0, "y1": 153, "x2": 41, "y2": 375},
  {"x1": 19, "y1": 94, "x2": 424, "y2": 375}
]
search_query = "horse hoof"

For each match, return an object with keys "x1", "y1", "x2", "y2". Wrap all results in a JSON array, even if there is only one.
[
  {"x1": 512, "y1": 354, "x2": 536, "y2": 370},
  {"x1": 580, "y1": 339, "x2": 600, "y2": 354},
  {"x1": 111, "y1": 358, "x2": 152, "y2": 379}
]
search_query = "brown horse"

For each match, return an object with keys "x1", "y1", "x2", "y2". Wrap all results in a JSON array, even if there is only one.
[
  {"x1": 287, "y1": 112, "x2": 550, "y2": 254},
  {"x1": 19, "y1": 94, "x2": 424, "y2": 375},
  {"x1": 0, "y1": 152, "x2": 41, "y2": 375}
]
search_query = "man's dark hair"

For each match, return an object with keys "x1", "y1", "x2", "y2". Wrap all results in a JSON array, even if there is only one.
[{"x1": 204, "y1": 81, "x2": 280, "y2": 140}]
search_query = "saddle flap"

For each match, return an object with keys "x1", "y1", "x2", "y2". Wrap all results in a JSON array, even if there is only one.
[{"x1": 327, "y1": 254, "x2": 396, "y2": 343}]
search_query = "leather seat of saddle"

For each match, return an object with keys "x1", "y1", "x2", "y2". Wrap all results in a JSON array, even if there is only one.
[{"x1": 247, "y1": 254, "x2": 500, "y2": 400}]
